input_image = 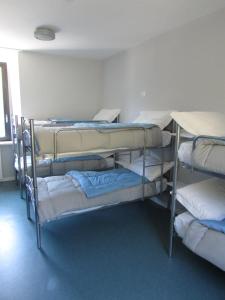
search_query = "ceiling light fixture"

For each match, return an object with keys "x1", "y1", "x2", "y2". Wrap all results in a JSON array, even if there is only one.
[{"x1": 34, "y1": 27, "x2": 55, "y2": 41}]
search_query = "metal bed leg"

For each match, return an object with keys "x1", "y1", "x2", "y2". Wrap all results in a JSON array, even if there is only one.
[
  {"x1": 160, "y1": 145, "x2": 164, "y2": 196},
  {"x1": 30, "y1": 119, "x2": 42, "y2": 249},
  {"x1": 142, "y1": 128, "x2": 146, "y2": 201},
  {"x1": 169, "y1": 124, "x2": 180, "y2": 257},
  {"x1": 25, "y1": 187, "x2": 31, "y2": 221},
  {"x1": 35, "y1": 207, "x2": 41, "y2": 249}
]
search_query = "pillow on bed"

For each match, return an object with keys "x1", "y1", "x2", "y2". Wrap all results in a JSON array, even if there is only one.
[
  {"x1": 176, "y1": 178, "x2": 225, "y2": 221},
  {"x1": 93, "y1": 109, "x2": 120, "y2": 122},
  {"x1": 133, "y1": 111, "x2": 173, "y2": 129}
]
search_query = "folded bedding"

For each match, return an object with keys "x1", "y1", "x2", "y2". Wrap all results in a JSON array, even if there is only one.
[
  {"x1": 176, "y1": 178, "x2": 225, "y2": 221},
  {"x1": 67, "y1": 168, "x2": 147, "y2": 198},
  {"x1": 199, "y1": 218, "x2": 225, "y2": 234},
  {"x1": 134, "y1": 111, "x2": 173, "y2": 130},
  {"x1": 93, "y1": 109, "x2": 120, "y2": 122},
  {"x1": 35, "y1": 174, "x2": 167, "y2": 224},
  {"x1": 175, "y1": 211, "x2": 225, "y2": 271},
  {"x1": 171, "y1": 111, "x2": 225, "y2": 137},
  {"x1": 178, "y1": 140, "x2": 225, "y2": 175},
  {"x1": 116, "y1": 156, "x2": 173, "y2": 182}
]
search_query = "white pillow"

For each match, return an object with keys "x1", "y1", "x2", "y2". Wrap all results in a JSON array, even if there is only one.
[
  {"x1": 133, "y1": 111, "x2": 173, "y2": 129},
  {"x1": 93, "y1": 109, "x2": 121, "y2": 122},
  {"x1": 176, "y1": 178, "x2": 225, "y2": 221}
]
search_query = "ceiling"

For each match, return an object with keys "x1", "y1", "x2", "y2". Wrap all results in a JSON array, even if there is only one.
[{"x1": 1, "y1": 0, "x2": 225, "y2": 59}]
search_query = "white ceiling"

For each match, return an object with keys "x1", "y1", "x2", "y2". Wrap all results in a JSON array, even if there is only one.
[{"x1": 1, "y1": 0, "x2": 225, "y2": 59}]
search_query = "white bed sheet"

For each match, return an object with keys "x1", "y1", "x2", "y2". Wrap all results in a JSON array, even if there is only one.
[{"x1": 36, "y1": 175, "x2": 167, "y2": 224}]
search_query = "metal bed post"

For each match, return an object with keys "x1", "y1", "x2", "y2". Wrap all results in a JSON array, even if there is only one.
[
  {"x1": 142, "y1": 128, "x2": 147, "y2": 201},
  {"x1": 15, "y1": 115, "x2": 23, "y2": 197},
  {"x1": 159, "y1": 147, "x2": 164, "y2": 195},
  {"x1": 159, "y1": 130, "x2": 165, "y2": 196},
  {"x1": 21, "y1": 117, "x2": 31, "y2": 221},
  {"x1": 30, "y1": 119, "x2": 41, "y2": 249},
  {"x1": 12, "y1": 115, "x2": 18, "y2": 183},
  {"x1": 169, "y1": 123, "x2": 181, "y2": 257}
]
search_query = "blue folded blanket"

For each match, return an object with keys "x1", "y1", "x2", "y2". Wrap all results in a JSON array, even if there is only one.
[
  {"x1": 72, "y1": 122, "x2": 156, "y2": 130},
  {"x1": 199, "y1": 219, "x2": 225, "y2": 234},
  {"x1": 67, "y1": 168, "x2": 148, "y2": 198},
  {"x1": 49, "y1": 119, "x2": 108, "y2": 124},
  {"x1": 54, "y1": 155, "x2": 102, "y2": 163}
]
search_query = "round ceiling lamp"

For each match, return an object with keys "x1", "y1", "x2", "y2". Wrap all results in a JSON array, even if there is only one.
[{"x1": 34, "y1": 27, "x2": 55, "y2": 41}]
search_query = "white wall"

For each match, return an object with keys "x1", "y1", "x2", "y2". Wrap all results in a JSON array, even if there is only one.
[
  {"x1": 103, "y1": 9, "x2": 225, "y2": 121},
  {"x1": 0, "y1": 49, "x2": 20, "y2": 181},
  {"x1": 19, "y1": 51, "x2": 103, "y2": 120}
]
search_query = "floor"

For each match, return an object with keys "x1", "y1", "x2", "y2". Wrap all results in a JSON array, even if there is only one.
[{"x1": 0, "y1": 182, "x2": 225, "y2": 300}]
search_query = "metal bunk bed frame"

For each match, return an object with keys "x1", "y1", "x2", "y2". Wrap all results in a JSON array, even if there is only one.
[
  {"x1": 16, "y1": 114, "x2": 120, "y2": 198},
  {"x1": 21, "y1": 117, "x2": 169, "y2": 249},
  {"x1": 169, "y1": 122, "x2": 225, "y2": 257},
  {"x1": 21, "y1": 118, "x2": 170, "y2": 249}
]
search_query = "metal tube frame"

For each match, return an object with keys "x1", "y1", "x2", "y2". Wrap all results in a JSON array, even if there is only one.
[
  {"x1": 30, "y1": 119, "x2": 41, "y2": 249},
  {"x1": 11, "y1": 115, "x2": 18, "y2": 183},
  {"x1": 169, "y1": 123, "x2": 181, "y2": 257},
  {"x1": 26, "y1": 120, "x2": 170, "y2": 249},
  {"x1": 14, "y1": 116, "x2": 23, "y2": 197},
  {"x1": 21, "y1": 117, "x2": 31, "y2": 221}
]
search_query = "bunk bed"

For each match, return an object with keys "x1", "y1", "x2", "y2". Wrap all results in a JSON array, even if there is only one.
[
  {"x1": 169, "y1": 111, "x2": 225, "y2": 271},
  {"x1": 23, "y1": 118, "x2": 171, "y2": 249},
  {"x1": 13, "y1": 109, "x2": 121, "y2": 197}
]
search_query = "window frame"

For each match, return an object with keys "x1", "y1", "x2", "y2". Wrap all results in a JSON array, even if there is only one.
[{"x1": 0, "y1": 62, "x2": 11, "y2": 141}]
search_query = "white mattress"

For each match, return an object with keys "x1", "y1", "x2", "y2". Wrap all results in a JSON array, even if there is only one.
[
  {"x1": 36, "y1": 175, "x2": 167, "y2": 224},
  {"x1": 178, "y1": 140, "x2": 225, "y2": 175},
  {"x1": 175, "y1": 212, "x2": 225, "y2": 271},
  {"x1": 15, "y1": 156, "x2": 114, "y2": 177},
  {"x1": 34, "y1": 125, "x2": 162, "y2": 158}
]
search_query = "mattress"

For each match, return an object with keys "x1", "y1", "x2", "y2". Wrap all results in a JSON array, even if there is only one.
[
  {"x1": 175, "y1": 212, "x2": 225, "y2": 271},
  {"x1": 35, "y1": 175, "x2": 167, "y2": 224},
  {"x1": 15, "y1": 156, "x2": 114, "y2": 177},
  {"x1": 178, "y1": 140, "x2": 225, "y2": 175},
  {"x1": 34, "y1": 125, "x2": 162, "y2": 158}
]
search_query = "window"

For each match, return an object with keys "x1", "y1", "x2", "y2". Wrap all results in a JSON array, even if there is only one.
[{"x1": 0, "y1": 62, "x2": 11, "y2": 141}]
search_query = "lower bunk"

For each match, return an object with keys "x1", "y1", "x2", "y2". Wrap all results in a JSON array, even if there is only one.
[
  {"x1": 16, "y1": 155, "x2": 114, "y2": 199},
  {"x1": 174, "y1": 178, "x2": 225, "y2": 271},
  {"x1": 175, "y1": 212, "x2": 225, "y2": 272},
  {"x1": 26, "y1": 167, "x2": 167, "y2": 248}
]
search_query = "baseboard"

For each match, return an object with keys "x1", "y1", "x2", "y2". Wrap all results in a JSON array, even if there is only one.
[{"x1": 0, "y1": 177, "x2": 15, "y2": 182}]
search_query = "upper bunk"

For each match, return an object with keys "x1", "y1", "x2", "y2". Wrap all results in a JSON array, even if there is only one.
[
  {"x1": 27, "y1": 121, "x2": 163, "y2": 160},
  {"x1": 20, "y1": 110, "x2": 174, "y2": 160},
  {"x1": 171, "y1": 111, "x2": 225, "y2": 177}
]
